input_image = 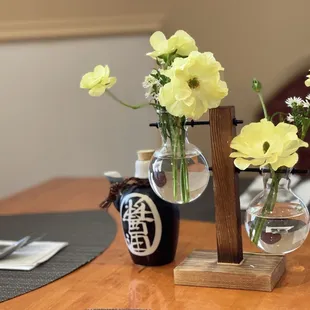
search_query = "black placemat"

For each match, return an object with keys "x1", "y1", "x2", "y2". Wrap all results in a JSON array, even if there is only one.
[{"x1": 0, "y1": 210, "x2": 116, "y2": 303}]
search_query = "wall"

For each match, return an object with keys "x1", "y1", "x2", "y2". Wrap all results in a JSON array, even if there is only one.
[
  {"x1": 0, "y1": 35, "x2": 158, "y2": 197},
  {"x1": 0, "y1": 0, "x2": 164, "y2": 41},
  {"x1": 2, "y1": 0, "x2": 310, "y2": 197},
  {"x1": 164, "y1": 0, "x2": 310, "y2": 162}
]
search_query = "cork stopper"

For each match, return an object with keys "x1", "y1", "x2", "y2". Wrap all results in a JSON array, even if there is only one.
[{"x1": 137, "y1": 149, "x2": 155, "y2": 161}]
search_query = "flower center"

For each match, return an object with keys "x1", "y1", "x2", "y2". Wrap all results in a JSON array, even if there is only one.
[
  {"x1": 263, "y1": 141, "x2": 270, "y2": 153},
  {"x1": 188, "y1": 77, "x2": 200, "y2": 89}
]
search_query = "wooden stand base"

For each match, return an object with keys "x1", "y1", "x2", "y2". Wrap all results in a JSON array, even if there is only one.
[{"x1": 174, "y1": 250, "x2": 285, "y2": 292}]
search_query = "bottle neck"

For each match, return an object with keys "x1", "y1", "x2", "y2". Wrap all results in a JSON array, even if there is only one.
[
  {"x1": 160, "y1": 129, "x2": 190, "y2": 147},
  {"x1": 262, "y1": 169, "x2": 291, "y2": 190},
  {"x1": 135, "y1": 159, "x2": 150, "y2": 179},
  {"x1": 157, "y1": 110, "x2": 189, "y2": 149}
]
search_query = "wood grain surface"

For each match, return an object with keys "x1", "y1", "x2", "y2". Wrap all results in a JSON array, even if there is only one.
[
  {"x1": 209, "y1": 107, "x2": 243, "y2": 264},
  {"x1": 174, "y1": 250, "x2": 285, "y2": 292},
  {"x1": 0, "y1": 178, "x2": 310, "y2": 310}
]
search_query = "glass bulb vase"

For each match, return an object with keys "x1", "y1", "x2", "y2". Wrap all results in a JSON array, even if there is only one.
[
  {"x1": 245, "y1": 168, "x2": 310, "y2": 254},
  {"x1": 148, "y1": 110, "x2": 210, "y2": 204}
]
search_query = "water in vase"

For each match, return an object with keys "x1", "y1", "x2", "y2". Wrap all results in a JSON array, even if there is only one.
[
  {"x1": 245, "y1": 204, "x2": 310, "y2": 254},
  {"x1": 148, "y1": 153, "x2": 210, "y2": 204}
]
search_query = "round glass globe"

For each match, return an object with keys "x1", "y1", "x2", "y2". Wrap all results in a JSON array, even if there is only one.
[
  {"x1": 148, "y1": 142, "x2": 210, "y2": 204},
  {"x1": 245, "y1": 172, "x2": 310, "y2": 254}
]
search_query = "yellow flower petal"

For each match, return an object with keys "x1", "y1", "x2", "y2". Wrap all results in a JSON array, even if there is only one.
[
  {"x1": 264, "y1": 153, "x2": 279, "y2": 165},
  {"x1": 230, "y1": 119, "x2": 308, "y2": 171},
  {"x1": 149, "y1": 31, "x2": 166, "y2": 50},
  {"x1": 275, "y1": 121, "x2": 298, "y2": 136},
  {"x1": 146, "y1": 51, "x2": 159, "y2": 58},
  {"x1": 230, "y1": 151, "x2": 248, "y2": 158},
  {"x1": 183, "y1": 96, "x2": 195, "y2": 107},
  {"x1": 158, "y1": 51, "x2": 228, "y2": 119},
  {"x1": 200, "y1": 79, "x2": 228, "y2": 109},
  {"x1": 147, "y1": 30, "x2": 197, "y2": 59},
  {"x1": 305, "y1": 73, "x2": 310, "y2": 87},
  {"x1": 175, "y1": 83, "x2": 191, "y2": 101},
  {"x1": 94, "y1": 65, "x2": 106, "y2": 75},
  {"x1": 80, "y1": 65, "x2": 116, "y2": 97},
  {"x1": 172, "y1": 30, "x2": 198, "y2": 56},
  {"x1": 159, "y1": 82, "x2": 175, "y2": 108},
  {"x1": 88, "y1": 84, "x2": 106, "y2": 97},
  {"x1": 80, "y1": 72, "x2": 101, "y2": 89},
  {"x1": 166, "y1": 100, "x2": 186, "y2": 117},
  {"x1": 107, "y1": 77, "x2": 117, "y2": 89},
  {"x1": 270, "y1": 153, "x2": 298, "y2": 170},
  {"x1": 249, "y1": 158, "x2": 267, "y2": 166},
  {"x1": 234, "y1": 158, "x2": 251, "y2": 170},
  {"x1": 282, "y1": 139, "x2": 308, "y2": 157}
]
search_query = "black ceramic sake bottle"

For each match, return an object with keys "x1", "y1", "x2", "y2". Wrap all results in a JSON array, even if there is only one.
[{"x1": 111, "y1": 150, "x2": 179, "y2": 266}]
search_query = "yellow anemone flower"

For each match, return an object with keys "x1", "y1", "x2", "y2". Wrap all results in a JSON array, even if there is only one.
[
  {"x1": 158, "y1": 51, "x2": 228, "y2": 119},
  {"x1": 80, "y1": 65, "x2": 116, "y2": 97},
  {"x1": 230, "y1": 119, "x2": 308, "y2": 170},
  {"x1": 305, "y1": 70, "x2": 310, "y2": 87},
  {"x1": 147, "y1": 30, "x2": 198, "y2": 59}
]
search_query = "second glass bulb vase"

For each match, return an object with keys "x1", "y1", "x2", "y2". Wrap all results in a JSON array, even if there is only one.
[
  {"x1": 148, "y1": 110, "x2": 210, "y2": 204},
  {"x1": 245, "y1": 168, "x2": 310, "y2": 254}
]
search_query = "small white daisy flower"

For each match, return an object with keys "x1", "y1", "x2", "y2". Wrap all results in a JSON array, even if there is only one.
[
  {"x1": 287, "y1": 113, "x2": 294, "y2": 123},
  {"x1": 303, "y1": 100, "x2": 310, "y2": 108},
  {"x1": 142, "y1": 81, "x2": 149, "y2": 89},
  {"x1": 306, "y1": 93, "x2": 310, "y2": 101},
  {"x1": 146, "y1": 92, "x2": 160, "y2": 101},
  {"x1": 285, "y1": 96, "x2": 303, "y2": 107},
  {"x1": 142, "y1": 75, "x2": 157, "y2": 89},
  {"x1": 285, "y1": 97, "x2": 294, "y2": 107}
]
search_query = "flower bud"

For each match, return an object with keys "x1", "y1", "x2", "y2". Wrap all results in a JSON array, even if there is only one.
[{"x1": 252, "y1": 78, "x2": 262, "y2": 93}]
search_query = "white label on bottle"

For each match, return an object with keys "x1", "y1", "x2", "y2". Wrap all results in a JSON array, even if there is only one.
[{"x1": 120, "y1": 193, "x2": 162, "y2": 256}]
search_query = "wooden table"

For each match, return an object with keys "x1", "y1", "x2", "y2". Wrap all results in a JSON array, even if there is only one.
[{"x1": 0, "y1": 178, "x2": 310, "y2": 310}]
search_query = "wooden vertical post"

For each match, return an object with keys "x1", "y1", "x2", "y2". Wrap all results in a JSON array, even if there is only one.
[{"x1": 209, "y1": 106, "x2": 243, "y2": 264}]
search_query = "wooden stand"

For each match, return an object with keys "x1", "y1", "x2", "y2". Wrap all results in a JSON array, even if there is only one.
[{"x1": 174, "y1": 106, "x2": 286, "y2": 292}]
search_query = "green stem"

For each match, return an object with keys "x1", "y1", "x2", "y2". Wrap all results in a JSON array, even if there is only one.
[
  {"x1": 250, "y1": 184, "x2": 274, "y2": 240},
  {"x1": 173, "y1": 117, "x2": 190, "y2": 203},
  {"x1": 251, "y1": 170, "x2": 279, "y2": 245},
  {"x1": 180, "y1": 145, "x2": 185, "y2": 202},
  {"x1": 301, "y1": 122, "x2": 310, "y2": 140},
  {"x1": 179, "y1": 123, "x2": 190, "y2": 203},
  {"x1": 258, "y1": 92, "x2": 269, "y2": 120},
  {"x1": 106, "y1": 89, "x2": 150, "y2": 110},
  {"x1": 271, "y1": 112, "x2": 287, "y2": 122},
  {"x1": 172, "y1": 140, "x2": 178, "y2": 200},
  {"x1": 160, "y1": 112, "x2": 178, "y2": 200},
  {"x1": 269, "y1": 177, "x2": 279, "y2": 211},
  {"x1": 158, "y1": 112, "x2": 190, "y2": 203},
  {"x1": 170, "y1": 118, "x2": 179, "y2": 201}
]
